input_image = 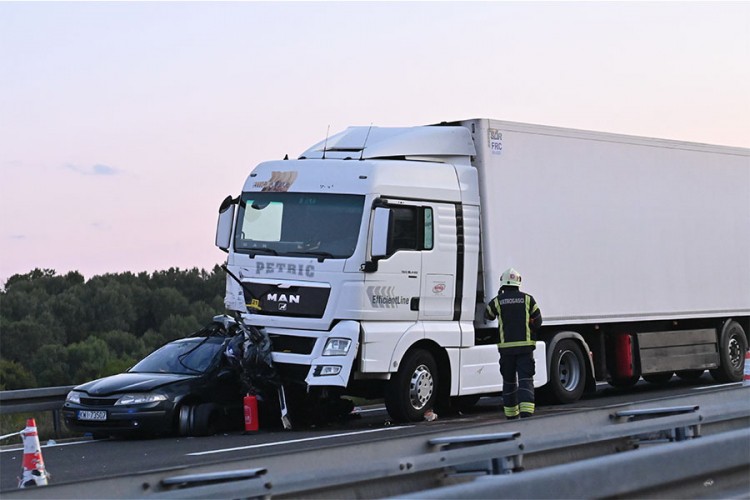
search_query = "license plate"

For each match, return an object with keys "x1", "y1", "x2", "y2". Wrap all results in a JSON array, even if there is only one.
[{"x1": 77, "y1": 410, "x2": 107, "y2": 421}]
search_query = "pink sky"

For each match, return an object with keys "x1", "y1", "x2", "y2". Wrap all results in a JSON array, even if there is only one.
[{"x1": 1, "y1": 2, "x2": 749, "y2": 286}]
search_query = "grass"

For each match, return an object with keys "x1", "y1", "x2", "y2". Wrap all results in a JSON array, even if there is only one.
[{"x1": 1, "y1": 411, "x2": 82, "y2": 446}]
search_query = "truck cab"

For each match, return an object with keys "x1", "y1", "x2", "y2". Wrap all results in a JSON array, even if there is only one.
[{"x1": 215, "y1": 125, "x2": 548, "y2": 422}]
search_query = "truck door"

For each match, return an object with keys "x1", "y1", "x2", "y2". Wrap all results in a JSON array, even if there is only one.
[
  {"x1": 364, "y1": 201, "x2": 457, "y2": 319},
  {"x1": 364, "y1": 201, "x2": 423, "y2": 320},
  {"x1": 418, "y1": 203, "x2": 457, "y2": 320}
]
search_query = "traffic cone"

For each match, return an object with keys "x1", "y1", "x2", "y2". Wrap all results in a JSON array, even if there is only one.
[
  {"x1": 743, "y1": 351, "x2": 750, "y2": 387},
  {"x1": 18, "y1": 418, "x2": 49, "y2": 488}
]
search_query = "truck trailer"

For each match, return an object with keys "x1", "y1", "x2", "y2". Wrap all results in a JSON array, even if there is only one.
[{"x1": 215, "y1": 118, "x2": 750, "y2": 422}]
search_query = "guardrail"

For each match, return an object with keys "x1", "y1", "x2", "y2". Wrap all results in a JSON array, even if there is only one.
[
  {"x1": 4, "y1": 386, "x2": 748, "y2": 499},
  {"x1": 401, "y1": 427, "x2": 750, "y2": 499},
  {"x1": 0, "y1": 386, "x2": 75, "y2": 438}
]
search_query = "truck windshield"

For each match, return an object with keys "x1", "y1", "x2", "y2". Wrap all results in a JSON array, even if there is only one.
[{"x1": 234, "y1": 192, "x2": 365, "y2": 259}]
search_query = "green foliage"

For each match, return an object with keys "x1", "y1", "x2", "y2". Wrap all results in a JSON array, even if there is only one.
[
  {"x1": 0, "y1": 265, "x2": 226, "y2": 389},
  {"x1": 67, "y1": 337, "x2": 112, "y2": 382},
  {"x1": 0, "y1": 359, "x2": 37, "y2": 390},
  {"x1": 31, "y1": 344, "x2": 71, "y2": 387}
]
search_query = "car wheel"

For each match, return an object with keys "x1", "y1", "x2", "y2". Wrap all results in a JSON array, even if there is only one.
[
  {"x1": 177, "y1": 404, "x2": 196, "y2": 436},
  {"x1": 193, "y1": 403, "x2": 218, "y2": 436}
]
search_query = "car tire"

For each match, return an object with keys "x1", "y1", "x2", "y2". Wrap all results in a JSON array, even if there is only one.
[
  {"x1": 193, "y1": 403, "x2": 218, "y2": 436},
  {"x1": 177, "y1": 404, "x2": 196, "y2": 436}
]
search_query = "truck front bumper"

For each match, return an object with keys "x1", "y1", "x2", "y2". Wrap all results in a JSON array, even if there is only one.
[{"x1": 264, "y1": 320, "x2": 360, "y2": 388}]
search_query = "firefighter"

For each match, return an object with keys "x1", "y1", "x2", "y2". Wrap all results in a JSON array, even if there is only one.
[{"x1": 485, "y1": 268, "x2": 543, "y2": 419}]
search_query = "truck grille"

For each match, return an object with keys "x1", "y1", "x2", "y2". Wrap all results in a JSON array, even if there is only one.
[
  {"x1": 80, "y1": 397, "x2": 119, "y2": 407},
  {"x1": 269, "y1": 334, "x2": 316, "y2": 355},
  {"x1": 244, "y1": 282, "x2": 330, "y2": 318}
]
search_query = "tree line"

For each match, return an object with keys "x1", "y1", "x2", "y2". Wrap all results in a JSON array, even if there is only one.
[{"x1": 0, "y1": 267, "x2": 226, "y2": 390}]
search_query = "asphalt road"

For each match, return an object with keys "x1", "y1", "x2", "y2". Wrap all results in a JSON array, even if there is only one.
[{"x1": 0, "y1": 374, "x2": 737, "y2": 492}]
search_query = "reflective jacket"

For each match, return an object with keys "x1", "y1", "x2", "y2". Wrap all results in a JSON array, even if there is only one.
[{"x1": 485, "y1": 286, "x2": 542, "y2": 353}]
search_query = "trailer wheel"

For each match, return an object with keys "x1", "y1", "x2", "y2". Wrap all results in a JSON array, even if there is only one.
[
  {"x1": 710, "y1": 321, "x2": 748, "y2": 383},
  {"x1": 385, "y1": 348, "x2": 438, "y2": 422},
  {"x1": 546, "y1": 339, "x2": 586, "y2": 404}
]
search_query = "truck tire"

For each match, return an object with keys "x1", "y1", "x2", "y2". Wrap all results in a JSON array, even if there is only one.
[
  {"x1": 710, "y1": 321, "x2": 748, "y2": 383},
  {"x1": 385, "y1": 348, "x2": 438, "y2": 422},
  {"x1": 546, "y1": 339, "x2": 586, "y2": 404}
]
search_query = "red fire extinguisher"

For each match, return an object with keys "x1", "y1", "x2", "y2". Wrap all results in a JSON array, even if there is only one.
[{"x1": 243, "y1": 394, "x2": 258, "y2": 432}]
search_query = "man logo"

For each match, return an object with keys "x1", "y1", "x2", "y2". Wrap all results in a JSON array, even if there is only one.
[
  {"x1": 278, "y1": 303, "x2": 288, "y2": 311},
  {"x1": 267, "y1": 293, "x2": 300, "y2": 304}
]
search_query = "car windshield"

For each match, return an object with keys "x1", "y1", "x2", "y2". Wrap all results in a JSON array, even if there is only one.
[
  {"x1": 234, "y1": 192, "x2": 365, "y2": 259},
  {"x1": 130, "y1": 338, "x2": 225, "y2": 375}
]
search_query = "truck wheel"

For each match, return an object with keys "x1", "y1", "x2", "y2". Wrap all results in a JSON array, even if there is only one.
[
  {"x1": 385, "y1": 348, "x2": 438, "y2": 422},
  {"x1": 710, "y1": 321, "x2": 748, "y2": 383},
  {"x1": 546, "y1": 339, "x2": 586, "y2": 404}
]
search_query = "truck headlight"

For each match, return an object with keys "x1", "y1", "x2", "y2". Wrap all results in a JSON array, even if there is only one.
[
  {"x1": 114, "y1": 393, "x2": 168, "y2": 406},
  {"x1": 323, "y1": 338, "x2": 351, "y2": 356}
]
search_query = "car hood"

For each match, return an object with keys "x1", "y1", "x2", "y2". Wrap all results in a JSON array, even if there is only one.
[{"x1": 76, "y1": 372, "x2": 197, "y2": 396}]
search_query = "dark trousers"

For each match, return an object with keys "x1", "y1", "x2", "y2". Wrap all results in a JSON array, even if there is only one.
[{"x1": 499, "y1": 350, "x2": 535, "y2": 418}]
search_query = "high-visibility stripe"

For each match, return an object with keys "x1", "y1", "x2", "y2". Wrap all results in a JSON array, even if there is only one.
[
  {"x1": 494, "y1": 297, "x2": 505, "y2": 344},
  {"x1": 504, "y1": 405, "x2": 520, "y2": 417},
  {"x1": 499, "y1": 340, "x2": 537, "y2": 348},
  {"x1": 496, "y1": 294, "x2": 536, "y2": 349},
  {"x1": 525, "y1": 296, "x2": 531, "y2": 342},
  {"x1": 519, "y1": 402, "x2": 535, "y2": 414}
]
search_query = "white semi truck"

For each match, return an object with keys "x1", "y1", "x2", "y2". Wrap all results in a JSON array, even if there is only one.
[{"x1": 215, "y1": 118, "x2": 750, "y2": 422}]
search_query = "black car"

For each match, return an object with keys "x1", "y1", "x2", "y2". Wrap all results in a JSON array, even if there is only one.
[{"x1": 63, "y1": 334, "x2": 243, "y2": 437}]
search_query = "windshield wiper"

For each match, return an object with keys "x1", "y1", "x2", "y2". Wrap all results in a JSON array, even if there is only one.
[
  {"x1": 248, "y1": 248, "x2": 278, "y2": 258},
  {"x1": 283, "y1": 251, "x2": 336, "y2": 262}
]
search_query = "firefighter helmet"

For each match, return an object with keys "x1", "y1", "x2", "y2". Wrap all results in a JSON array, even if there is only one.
[{"x1": 500, "y1": 268, "x2": 522, "y2": 287}]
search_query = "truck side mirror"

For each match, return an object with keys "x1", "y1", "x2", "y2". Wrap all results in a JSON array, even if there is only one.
[
  {"x1": 215, "y1": 195, "x2": 236, "y2": 252},
  {"x1": 371, "y1": 207, "x2": 391, "y2": 258}
]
